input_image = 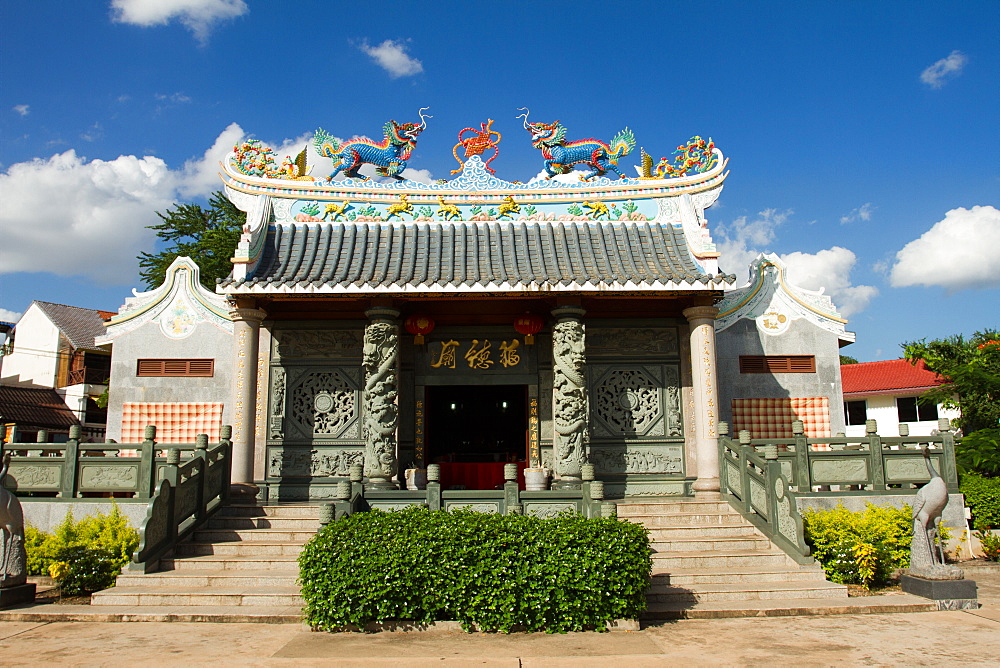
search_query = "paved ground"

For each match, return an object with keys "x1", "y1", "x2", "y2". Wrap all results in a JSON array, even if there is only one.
[{"x1": 1, "y1": 563, "x2": 998, "y2": 666}]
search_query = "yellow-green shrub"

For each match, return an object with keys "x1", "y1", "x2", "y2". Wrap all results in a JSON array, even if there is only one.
[{"x1": 802, "y1": 503, "x2": 912, "y2": 588}]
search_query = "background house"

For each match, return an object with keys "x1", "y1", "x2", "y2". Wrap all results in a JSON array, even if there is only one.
[
  {"x1": 0, "y1": 301, "x2": 112, "y2": 441},
  {"x1": 840, "y1": 358, "x2": 960, "y2": 437}
]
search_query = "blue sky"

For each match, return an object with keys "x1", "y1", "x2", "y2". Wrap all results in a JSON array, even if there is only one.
[{"x1": 1, "y1": 0, "x2": 997, "y2": 361}]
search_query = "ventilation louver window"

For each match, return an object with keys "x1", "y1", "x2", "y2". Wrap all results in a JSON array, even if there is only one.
[
  {"x1": 137, "y1": 359, "x2": 215, "y2": 377},
  {"x1": 739, "y1": 355, "x2": 816, "y2": 374}
]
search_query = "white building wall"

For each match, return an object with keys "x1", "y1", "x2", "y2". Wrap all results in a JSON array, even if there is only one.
[
  {"x1": 0, "y1": 305, "x2": 61, "y2": 388},
  {"x1": 844, "y1": 394, "x2": 961, "y2": 437}
]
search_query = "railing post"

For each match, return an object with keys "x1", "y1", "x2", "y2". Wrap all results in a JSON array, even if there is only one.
[
  {"x1": 792, "y1": 420, "x2": 809, "y2": 492},
  {"x1": 425, "y1": 464, "x2": 442, "y2": 512},
  {"x1": 938, "y1": 418, "x2": 960, "y2": 491},
  {"x1": 194, "y1": 434, "x2": 208, "y2": 523},
  {"x1": 138, "y1": 425, "x2": 157, "y2": 498},
  {"x1": 504, "y1": 463, "x2": 520, "y2": 515},
  {"x1": 60, "y1": 425, "x2": 81, "y2": 498},
  {"x1": 866, "y1": 419, "x2": 886, "y2": 491},
  {"x1": 218, "y1": 425, "x2": 233, "y2": 503},
  {"x1": 764, "y1": 441, "x2": 779, "y2": 534},
  {"x1": 717, "y1": 422, "x2": 730, "y2": 496},
  {"x1": 30, "y1": 430, "x2": 47, "y2": 457},
  {"x1": 165, "y1": 448, "x2": 181, "y2": 546},
  {"x1": 738, "y1": 430, "x2": 752, "y2": 511}
]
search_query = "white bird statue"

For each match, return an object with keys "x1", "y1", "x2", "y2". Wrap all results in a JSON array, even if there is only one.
[{"x1": 910, "y1": 445, "x2": 949, "y2": 570}]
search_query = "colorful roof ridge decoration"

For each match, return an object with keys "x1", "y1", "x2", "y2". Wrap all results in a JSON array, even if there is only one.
[
  {"x1": 98, "y1": 257, "x2": 233, "y2": 344},
  {"x1": 841, "y1": 359, "x2": 946, "y2": 397},
  {"x1": 715, "y1": 253, "x2": 855, "y2": 343},
  {"x1": 219, "y1": 111, "x2": 732, "y2": 291}
]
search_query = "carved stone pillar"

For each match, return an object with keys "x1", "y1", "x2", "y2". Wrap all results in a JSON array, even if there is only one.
[
  {"x1": 363, "y1": 307, "x2": 401, "y2": 489},
  {"x1": 683, "y1": 305, "x2": 721, "y2": 496},
  {"x1": 230, "y1": 303, "x2": 267, "y2": 497},
  {"x1": 551, "y1": 305, "x2": 587, "y2": 489}
]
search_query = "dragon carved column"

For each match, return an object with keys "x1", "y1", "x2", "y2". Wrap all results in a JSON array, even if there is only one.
[
  {"x1": 551, "y1": 305, "x2": 588, "y2": 489},
  {"x1": 362, "y1": 307, "x2": 401, "y2": 489}
]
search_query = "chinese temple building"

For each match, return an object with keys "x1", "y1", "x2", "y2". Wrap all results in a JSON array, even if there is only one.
[{"x1": 99, "y1": 112, "x2": 850, "y2": 503}]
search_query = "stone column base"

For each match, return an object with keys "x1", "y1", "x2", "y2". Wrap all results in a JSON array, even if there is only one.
[
  {"x1": 0, "y1": 583, "x2": 36, "y2": 609},
  {"x1": 229, "y1": 482, "x2": 260, "y2": 500},
  {"x1": 692, "y1": 477, "x2": 721, "y2": 497}
]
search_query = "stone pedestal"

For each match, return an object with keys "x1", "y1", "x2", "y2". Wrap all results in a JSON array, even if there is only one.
[
  {"x1": 901, "y1": 574, "x2": 978, "y2": 610},
  {"x1": 0, "y1": 583, "x2": 36, "y2": 609}
]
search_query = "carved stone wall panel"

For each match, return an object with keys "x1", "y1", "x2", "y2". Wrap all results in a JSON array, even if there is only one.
[
  {"x1": 885, "y1": 457, "x2": 935, "y2": 482},
  {"x1": 588, "y1": 327, "x2": 679, "y2": 357},
  {"x1": 284, "y1": 367, "x2": 361, "y2": 440},
  {"x1": 590, "y1": 364, "x2": 682, "y2": 439},
  {"x1": 810, "y1": 458, "x2": 869, "y2": 484},
  {"x1": 267, "y1": 448, "x2": 365, "y2": 479},
  {"x1": 272, "y1": 329, "x2": 363, "y2": 360},
  {"x1": 80, "y1": 465, "x2": 139, "y2": 489},
  {"x1": 590, "y1": 445, "x2": 684, "y2": 475},
  {"x1": 8, "y1": 465, "x2": 60, "y2": 488}
]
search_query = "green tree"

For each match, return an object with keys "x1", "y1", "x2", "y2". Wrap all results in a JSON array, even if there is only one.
[
  {"x1": 840, "y1": 355, "x2": 860, "y2": 365},
  {"x1": 902, "y1": 329, "x2": 1000, "y2": 434},
  {"x1": 137, "y1": 191, "x2": 245, "y2": 289}
]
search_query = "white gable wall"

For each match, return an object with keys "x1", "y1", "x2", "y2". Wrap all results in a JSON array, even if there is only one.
[{"x1": 0, "y1": 304, "x2": 61, "y2": 388}]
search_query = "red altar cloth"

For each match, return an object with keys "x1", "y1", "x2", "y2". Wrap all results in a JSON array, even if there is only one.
[{"x1": 437, "y1": 462, "x2": 527, "y2": 490}]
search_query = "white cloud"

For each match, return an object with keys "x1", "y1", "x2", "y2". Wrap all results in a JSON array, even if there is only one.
[
  {"x1": 360, "y1": 40, "x2": 423, "y2": 78},
  {"x1": 890, "y1": 205, "x2": 1000, "y2": 290},
  {"x1": 0, "y1": 308, "x2": 22, "y2": 323},
  {"x1": 715, "y1": 208, "x2": 790, "y2": 282},
  {"x1": 840, "y1": 202, "x2": 874, "y2": 224},
  {"x1": 780, "y1": 247, "x2": 878, "y2": 317},
  {"x1": 0, "y1": 150, "x2": 176, "y2": 283},
  {"x1": 920, "y1": 50, "x2": 967, "y2": 89},
  {"x1": 716, "y1": 209, "x2": 877, "y2": 316},
  {"x1": 176, "y1": 122, "x2": 245, "y2": 198},
  {"x1": 110, "y1": 0, "x2": 247, "y2": 43},
  {"x1": 12, "y1": 105, "x2": 29, "y2": 117},
  {"x1": 155, "y1": 92, "x2": 192, "y2": 104}
]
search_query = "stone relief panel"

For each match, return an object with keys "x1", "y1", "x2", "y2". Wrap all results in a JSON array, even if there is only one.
[
  {"x1": 80, "y1": 465, "x2": 139, "y2": 489},
  {"x1": 590, "y1": 445, "x2": 683, "y2": 475},
  {"x1": 272, "y1": 329, "x2": 362, "y2": 360},
  {"x1": 590, "y1": 364, "x2": 682, "y2": 439},
  {"x1": 810, "y1": 459, "x2": 869, "y2": 484},
  {"x1": 525, "y1": 502, "x2": 577, "y2": 518},
  {"x1": 283, "y1": 367, "x2": 361, "y2": 440},
  {"x1": 885, "y1": 457, "x2": 935, "y2": 482},
  {"x1": 587, "y1": 327, "x2": 679, "y2": 357},
  {"x1": 267, "y1": 448, "x2": 365, "y2": 478}
]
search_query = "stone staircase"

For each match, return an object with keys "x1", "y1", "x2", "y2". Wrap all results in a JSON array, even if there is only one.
[
  {"x1": 73, "y1": 497, "x2": 935, "y2": 624},
  {"x1": 620, "y1": 498, "x2": 851, "y2": 619},
  {"x1": 89, "y1": 503, "x2": 315, "y2": 620}
]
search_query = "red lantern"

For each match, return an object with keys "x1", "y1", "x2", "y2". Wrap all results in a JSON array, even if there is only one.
[
  {"x1": 404, "y1": 315, "x2": 435, "y2": 344},
  {"x1": 514, "y1": 313, "x2": 544, "y2": 345}
]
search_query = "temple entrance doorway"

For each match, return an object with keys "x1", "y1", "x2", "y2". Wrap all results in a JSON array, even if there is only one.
[{"x1": 426, "y1": 384, "x2": 528, "y2": 490}]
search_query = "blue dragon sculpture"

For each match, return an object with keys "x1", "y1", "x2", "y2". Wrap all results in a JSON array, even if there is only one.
[
  {"x1": 517, "y1": 108, "x2": 636, "y2": 181},
  {"x1": 313, "y1": 108, "x2": 431, "y2": 181}
]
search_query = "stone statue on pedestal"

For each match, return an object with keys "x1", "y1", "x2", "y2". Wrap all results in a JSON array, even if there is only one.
[
  {"x1": 1, "y1": 450, "x2": 29, "y2": 591},
  {"x1": 908, "y1": 446, "x2": 963, "y2": 580}
]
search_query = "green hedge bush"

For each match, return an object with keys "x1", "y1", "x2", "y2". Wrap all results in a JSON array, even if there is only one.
[
  {"x1": 26, "y1": 504, "x2": 140, "y2": 595},
  {"x1": 299, "y1": 507, "x2": 651, "y2": 633},
  {"x1": 960, "y1": 473, "x2": 1000, "y2": 530},
  {"x1": 802, "y1": 503, "x2": 912, "y2": 588}
]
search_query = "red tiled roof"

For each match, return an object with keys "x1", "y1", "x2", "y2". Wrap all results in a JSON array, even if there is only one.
[{"x1": 841, "y1": 359, "x2": 946, "y2": 396}]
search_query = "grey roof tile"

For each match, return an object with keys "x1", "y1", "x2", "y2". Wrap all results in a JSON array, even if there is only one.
[{"x1": 220, "y1": 221, "x2": 736, "y2": 292}]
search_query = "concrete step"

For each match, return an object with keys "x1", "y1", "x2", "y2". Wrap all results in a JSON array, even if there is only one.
[
  {"x1": 617, "y1": 501, "x2": 734, "y2": 515},
  {"x1": 651, "y1": 550, "x2": 797, "y2": 570},
  {"x1": 646, "y1": 524, "x2": 764, "y2": 540},
  {"x1": 650, "y1": 537, "x2": 774, "y2": 553},
  {"x1": 91, "y1": 585, "x2": 302, "y2": 607},
  {"x1": 173, "y1": 541, "x2": 308, "y2": 557},
  {"x1": 646, "y1": 581, "x2": 847, "y2": 604},
  {"x1": 218, "y1": 504, "x2": 322, "y2": 518},
  {"x1": 650, "y1": 566, "x2": 829, "y2": 586},
  {"x1": 191, "y1": 529, "x2": 317, "y2": 543},
  {"x1": 623, "y1": 513, "x2": 750, "y2": 528},
  {"x1": 160, "y1": 554, "x2": 300, "y2": 572},
  {"x1": 640, "y1": 594, "x2": 937, "y2": 621},
  {"x1": 0, "y1": 604, "x2": 304, "y2": 624},
  {"x1": 205, "y1": 516, "x2": 320, "y2": 530},
  {"x1": 114, "y1": 570, "x2": 298, "y2": 588}
]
